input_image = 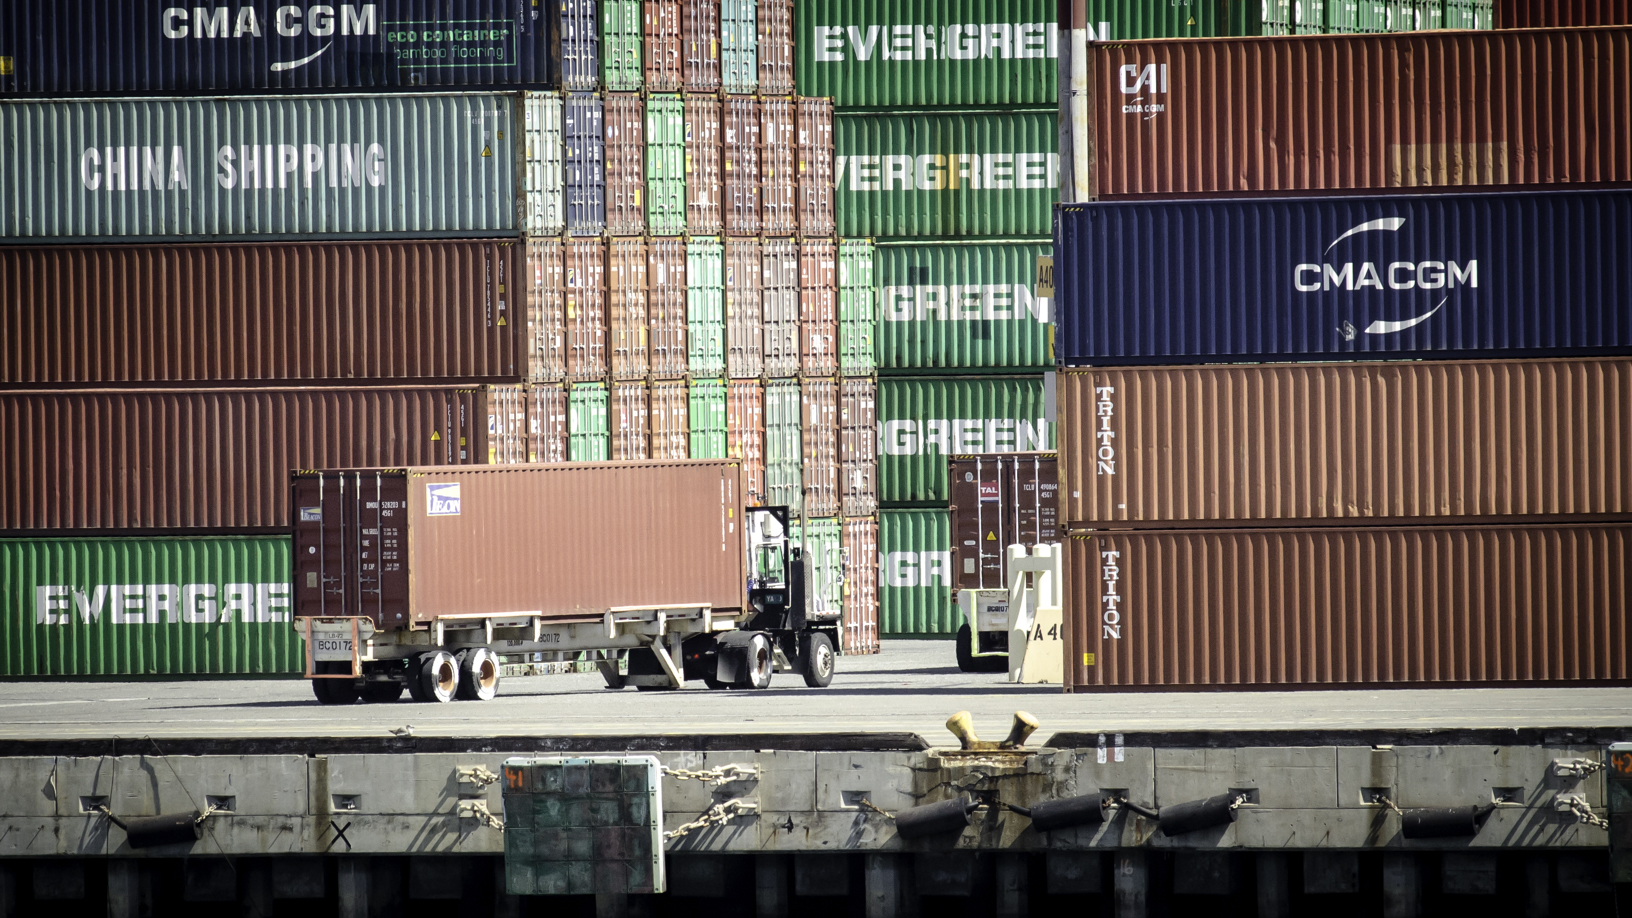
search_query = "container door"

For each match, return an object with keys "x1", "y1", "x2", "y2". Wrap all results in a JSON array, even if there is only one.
[{"x1": 687, "y1": 237, "x2": 725, "y2": 376}]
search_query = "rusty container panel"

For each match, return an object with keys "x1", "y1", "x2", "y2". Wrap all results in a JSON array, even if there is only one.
[
  {"x1": 842, "y1": 516, "x2": 880, "y2": 655},
  {"x1": 1065, "y1": 523, "x2": 1632, "y2": 691},
  {"x1": 949, "y1": 453, "x2": 1059, "y2": 591},
  {"x1": 762, "y1": 240, "x2": 802, "y2": 377},
  {"x1": 608, "y1": 238, "x2": 650, "y2": 379},
  {"x1": 840, "y1": 378, "x2": 877, "y2": 518},
  {"x1": 1090, "y1": 28, "x2": 1632, "y2": 198},
  {"x1": 758, "y1": 0, "x2": 796, "y2": 95},
  {"x1": 1060, "y1": 358, "x2": 1632, "y2": 527},
  {"x1": 4, "y1": 387, "x2": 485, "y2": 533},
  {"x1": 685, "y1": 94, "x2": 724, "y2": 234},
  {"x1": 527, "y1": 383, "x2": 569, "y2": 464},
  {"x1": 803, "y1": 379, "x2": 840, "y2": 517},
  {"x1": 728, "y1": 380, "x2": 767, "y2": 507},
  {"x1": 487, "y1": 384, "x2": 530, "y2": 465},
  {"x1": 2, "y1": 241, "x2": 521, "y2": 387},
  {"x1": 648, "y1": 239, "x2": 689, "y2": 378},
  {"x1": 800, "y1": 241, "x2": 838, "y2": 376},
  {"x1": 684, "y1": 0, "x2": 722, "y2": 92},
  {"x1": 796, "y1": 98, "x2": 836, "y2": 238},
  {"x1": 612, "y1": 381, "x2": 651, "y2": 461},
  {"x1": 1497, "y1": 1, "x2": 1630, "y2": 28},
  {"x1": 724, "y1": 97, "x2": 763, "y2": 235},
  {"x1": 651, "y1": 380, "x2": 690, "y2": 460},
  {"x1": 646, "y1": 0, "x2": 685, "y2": 91},
  {"x1": 565, "y1": 239, "x2": 607, "y2": 380},
  {"x1": 725, "y1": 238, "x2": 765, "y2": 378},
  {"x1": 293, "y1": 461, "x2": 747, "y2": 630},
  {"x1": 605, "y1": 94, "x2": 647, "y2": 236},
  {"x1": 525, "y1": 239, "x2": 567, "y2": 383},
  {"x1": 760, "y1": 97, "x2": 798, "y2": 236}
]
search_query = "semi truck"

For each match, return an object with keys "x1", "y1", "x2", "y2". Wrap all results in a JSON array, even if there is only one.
[{"x1": 290, "y1": 460, "x2": 839, "y2": 703}]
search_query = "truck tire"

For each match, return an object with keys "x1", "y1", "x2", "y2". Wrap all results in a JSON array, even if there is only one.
[
  {"x1": 956, "y1": 625, "x2": 977, "y2": 672},
  {"x1": 456, "y1": 648, "x2": 501, "y2": 701},
  {"x1": 363, "y1": 680, "x2": 405, "y2": 703},
  {"x1": 738, "y1": 633, "x2": 773, "y2": 689},
  {"x1": 800, "y1": 632, "x2": 835, "y2": 688},
  {"x1": 418, "y1": 651, "x2": 459, "y2": 703},
  {"x1": 314, "y1": 662, "x2": 360, "y2": 704}
]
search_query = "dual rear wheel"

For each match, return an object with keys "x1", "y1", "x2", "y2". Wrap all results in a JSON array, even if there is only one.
[{"x1": 314, "y1": 648, "x2": 500, "y2": 705}]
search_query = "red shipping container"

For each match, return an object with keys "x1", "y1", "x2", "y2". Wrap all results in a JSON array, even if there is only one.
[
  {"x1": 842, "y1": 516, "x2": 880, "y2": 655},
  {"x1": 488, "y1": 383, "x2": 529, "y2": 465},
  {"x1": 527, "y1": 382, "x2": 569, "y2": 464},
  {"x1": 758, "y1": 0, "x2": 795, "y2": 95},
  {"x1": 760, "y1": 97, "x2": 797, "y2": 236},
  {"x1": 525, "y1": 239, "x2": 566, "y2": 383},
  {"x1": 608, "y1": 238, "x2": 650, "y2": 379},
  {"x1": 840, "y1": 378, "x2": 877, "y2": 518},
  {"x1": 605, "y1": 94, "x2": 646, "y2": 236},
  {"x1": 802, "y1": 378, "x2": 839, "y2": 517},
  {"x1": 799, "y1": 240, "x2": 837, "y2": 376},
  {"x1": 726, "y1": 237, "x2": 764, "y2": 378},
  {"x1": 645, "y1": 0, "x2": 684, "y2": 91},
  {"x1": 649, "y1": 239, "x2": 689, "y2": 378},
  {"x1": 724, "y1": 97, "x2": 762, "y2": 235},
  {"x1": 565, "y1": 239, "x2": 606, "y2": 380},
  {"x1": 727, "y1": 379, "x2": 766, "y2": 507},
  {"x1": 796, "y1": 98, "x2": 835, "y2": 237},
  {"x1": 685, "y1": 94, "x2": 723, "y2": 234},
  {"x1": 651, "y1": 380, "x2": 689, "y2": 459},
  {"x1": 762, "y1": 239, "x2": 800, "y2": 377},
  {"x1": 684, "y1": 0, "x2": 721, "y2": 92},
  {"x1": 612, "y1": 381, "x2": 650, "y2": 460}
]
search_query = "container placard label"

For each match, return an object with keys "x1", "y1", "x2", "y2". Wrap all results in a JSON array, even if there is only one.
[{"x1": 426, "y1": 483, "x2": 462, "y2": 516}]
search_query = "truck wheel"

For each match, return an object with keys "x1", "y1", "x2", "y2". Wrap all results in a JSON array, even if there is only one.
[
  {"x1": 800, "y1": 632, "x2": 835, "y2": 688},
  {"x1": 738, "y1": 633, "x2": 773, "y2": 689},
  {"x1": 456, "y1": 648, "x2": 501, "y2": 701},
  {"x1": 363, "y1": 680, "x2": 405, "y2": 703},
  {"x1": 314, "y1": 662, "x2": 360, "y2": 704},
  {"x1": 955, "y1": 625, "x2": 977, "y2": 673},
  {"x1": 418, "y1": 651, "x2": 459, "y2": 703}
]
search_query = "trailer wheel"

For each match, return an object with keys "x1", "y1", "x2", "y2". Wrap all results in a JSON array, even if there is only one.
[
  {"x1": 418, "y1": 651, "x2": 459, "y2": 703},
  {"x1": 406, "y1": 656, "x2": 430, "y2": 703},
  {"x1": 313, "y1": 662, "x2": 360, "y2": 704},
  {"x1": 738, "y1": 633, "x2": 773, "y2": 689},
  {"x1": 363, "y1": 680, "x2": 405, "y2": 704},
  {"x1": 800, "y1": 632, "x2": 835, "y2": 688},
  {"x1": 456, "y1": 648, "x2": 501, "y2": 701}
]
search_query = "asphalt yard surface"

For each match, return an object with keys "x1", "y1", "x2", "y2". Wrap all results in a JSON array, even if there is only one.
[{"x1": 2, "y1": 640, "x2": 1629, "y2": 743}]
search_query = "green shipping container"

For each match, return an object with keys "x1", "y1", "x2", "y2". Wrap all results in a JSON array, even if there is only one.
[
  {"x1": 689, "y1": 379, "x2": 728, "y2": 459},
  {"x1": 646, "y1": 95, "x2": 687, "y2": 236},
  {"x1": 766, "y1": 380, "x2": 803, "y2": 512},
  {"x1": 879, "y1": 509, "x2": 955, "y2": 635},
  {"x1": 1444, "y1": 0, "x2": 1492, "y2": 29},
  {"x1": 879, "y1": 376, "x2": 1052, "y2": 504},
  {"x1": 839, "y1": 239, "x2": 877, "y2": 376},
  {"x1": 602, "y1": 0, "x2": 643, "y2": 90},
  {"x1": 570, "y1": 382, "x2": 609, "y2": 461},
  {"x1": 687, "y1": 237, "x2": 726, "y2": 376},
  {"x1": 877, "y1": 242, "x2": 1051, "y2": 371},
  {"x1": 722, "y1": 0, "x2": 759, "y2": 94},
  {"x1": 2, "y1": 536, "x2": 297, "y2": 677},
  {"x1": 789, "y1": 517, "x2": 842, "y2": 619},
  {"x1": 836, "y1": 111, "x2": 1057, "y2": 239}
]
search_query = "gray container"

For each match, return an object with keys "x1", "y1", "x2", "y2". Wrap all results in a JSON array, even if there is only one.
[
  {"x1": 1, "y1": 94, "x2": 518, "y2": 243},
  {"x1": 565, "y1": 93, "x2": 606, "y2": 236}
]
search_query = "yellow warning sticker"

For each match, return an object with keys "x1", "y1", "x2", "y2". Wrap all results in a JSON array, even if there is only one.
[
  {"x1": 986, "y1": 530, "x2": 997, "y2": 541},
  {"x1": 497, "y1": 317, "x2": 507, "y2": 326},
  {"x1": 431, "y1": 430, "x2": 442, "y2": 441},
  {"x1": 0, "y1": 57, "x2": 12, "y2": 76},
  {"x1": 481, "y1": 145, "x2": 492, "y2": 157},
  {"x1": 1084, "y1": 653, "x2": 1096, "y2": 666}
]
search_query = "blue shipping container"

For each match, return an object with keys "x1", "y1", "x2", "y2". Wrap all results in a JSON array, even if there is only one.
[
  {"x1": 1055, "y1": 189, "x2": 1632, "y2": 364},
  {"x1": 0, "y1": 0, "x2": 554, "y2": 94},
  {"x1": 561, "y1": 0, "x2": 600, "y2": 91},
  {"x1": 565, "y1": 92, "x2": 605, "y2": 236}
]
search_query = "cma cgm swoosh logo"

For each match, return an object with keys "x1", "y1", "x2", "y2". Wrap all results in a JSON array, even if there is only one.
[
  {"x1": 1294, "y1": 217, "x2": 1477, "y2": 338},
  {"x1": 272, "y1": 42, "x2": 332, "y2": 72}
]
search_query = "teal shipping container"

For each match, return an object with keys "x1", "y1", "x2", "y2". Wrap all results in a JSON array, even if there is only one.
[
  {"x1": 879, "y1": 376, "x2": 1052, "y2": 504},
  {"x1": 688, "y1": 237, "x2": 726, "y2": 375},
  {"x1": 1, "y1": 94, "x2": 518, "y2": 243},
  {"x1": 689, "y1": 379, "x2": 728, "y2": 459},
  {"x1": 722, "y1": 0, "x2": 759, "y2": 94},
  {"x1": 2, "y1": 536, "x2": 297, "y2": 677},
  {"x1": 879, "y1": 509, "x2": 955, "y2": 635},
  {"x1": 603, "y1": 0, "x2": 645, "y2": 91},
  {"x1": 877, "y1": 242, "x2": 1052, "y2": 371},
  {"x1": 789, "y1": 517, "x2": 842, "y2": 621},
  {"x1": 839, "y1": 239, "x2": 877, "y2": 376},
  {"x1": 765, "y1": 379, "x2": 803, "y2": 512},
  {"x1": 647, "y1": 95, "x2": 687, "y2": 235},
  {"x1": 569, "y1": 381, "x2": 610, "y2": 461}
]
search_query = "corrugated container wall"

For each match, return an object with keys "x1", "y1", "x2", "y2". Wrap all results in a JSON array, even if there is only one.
[
  {"x1": 800, "y1": 241, "x2": 838, "y2": 376},
  {"x1": 2, "y1": 535, "x2": 298, "y2": 677},
  {"x1": 842, "y1": 518, "x2": 880, "y2": 655},
  {"x1": 721, "y1": 0, "x2": 758, "y2": 93},
  {"x1": 525, "y1": 239, "x2": 566, "y2": 381},
  {"x1": 651, "y1": 381, "x2": 689, "y2": 459},
  {"x1": 601, "y1": 0, "x2": 644, "y2": 91},
  {"x1": 841, "y1": 378, "x2": 878, "y2": 517},
  {"x1": 879, "y1": 377, "x2": 1053, "y2": 505},
  {"x1": 759, "y1": 0, "x2": 796, "y2": 94},
  {"x1": 565, "y1": 93, "x2": 607, "y2": 236},
  {"x1": 646, "y1": 95, "x2": 687, "y2": 236},
  {"x1": 569, "y1": 381, "x2": 609, "y2": 461},
  {"x1": 727, "y1": 380, "x2": 767, "y2": 506},
  {"x1": 0, "y1": 387, "x2": 485, "y2": 533},
  {"x1": 562, "y1": 0, "x2": 600, "y2": 91},
  {"x1": 838, "y1": 240, "x2": 877, "y2": 376},
  {"x1": 761, "y1": 99, "x2": 797, "y2": 236},
  {"x1": 565, "y1": 239, "x2": 607, "y2": 380},
  {"x1": 646, "y1": 0, "x2": 685, "y2": 91},
  {"x1": 765, "y1": 380, "x2": 803, "y2": 511},
  {"x1": 803, "y1": 379, "x2": 840, "y2": 517},
  {"x1": 688, "y1": 238, "x2": 726, "y2": 377},
  {"x1": 1083, "y1": 28, "x2": 1632, "y2": 200},
  {"x1": 1066, "y1": 524, "x2": 1630, "y2": 691},
  {"x1": 0, "y1": 0, "x2": 555, "y2": 94},
  {"x1": 528, "y1": 383, "x2": 569, "y2": 463},
  {"x1": 726, "y1": 238, "x2": 765, "y2": 378},
  {"x1": 690, "y1": 379, "x2": 728, "y2": 459},
  {"x1": 487, "y1": 384, "x2": 529, "y2": 464},
  {"x1": 795, "y1": 0, "x2": 1058, "y2": 107},
  {"x1": 685, "y1": 95, "x2": 724, "y2": 234},
  {"x1": 2, "y1": 94, "x2": 518, "y2": 243},
  {"x1": 1060, "y1": 359, "x2": 1632, "y2": 527},
  {"x1": 837, "y1": 112, "x2": 1059, "y2": 239},
  {"x1": 684, "y1": 0, "x2": 722, "y2": 91},
  {"x1": 879, "y1": 509, "x2": 956, "y2": 635},
  {"x1": 762, "y1": 240, "x2": 801, "y2": 377},
  {"x1": 649, "y1": 239, "x2": 689, "y2": 377},
  {"x1": 2, "y1": 241, "x2": 520, "y2": 386},
  {"x1": 948, "y1": 453, "x2": 1059, "y2": 590},
  {"x1": 524, "y1": 93, "x2": 566, "y2": 236},
  {"x1": 877, "y1": 243, "x2": 1052, "y2": 372},
  {"x1": 604, "y1": 94, "x2": 646, "y2": 236},
  {"x1": 1496, "y1": 0, "x2": 1629, "y2": 27},
  {"x1": 724, "y1": 98, "x2": 763, "y2": 235},
  {"x1": 612, "y1": 381, "x2": 650, "y2": 460},
  {"x1": 796, "y1": 98, "x2": 836, "y2": 237},
  {"x1": 1056, "y1": 189, "x2": 1632, "y2": 365},
  {"x1": 608, "y1": 238, "x2": 648, "y2": 379}
]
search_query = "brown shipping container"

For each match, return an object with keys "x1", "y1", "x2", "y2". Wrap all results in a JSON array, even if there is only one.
[
  {"x1": 488, "y1": 384, "x2": 529, "y2": 465},
  {"x1": 840, "y1": 378, "x2": 877, "y2": 518},
  {"x1": 564, "y1": 239, "x2": 607, "y2": 380},
  {"x1": 726, "y1": 237, "x2": 764, "y2": 378},
  {"x1": 1089, "y1": 28, "x2": 1632, "y2": 198},
  {"x1": 1498, "y1": 1, "x2": 1631, "y2": 28},
  {"x1": 1, "y1": 387, "x2": 484, "y2": 533},
  {"x1": 1, "y1": 241, "x2": 521, "y2": 387},
  {"x1": 762, "y1": 240, "x2": 801, "y2": 377},
  {"x1": 842, "y1": 517, "x2": 880, "y2": 655},
  {"x1": 612, "y1": 381, "x2": 651, "y2": 461},
  {"x1": 685, "y1": 94, "x2": 723, "y2": 234},
  {"x1": 727, "y1": 380, "x2": 767, "y2": 506},
  {"x1": 949, "y1": 453, "x2": 1059, "y2": 591},
  {"x1": 1065, "y1": 523, "x2": 1631, "y2": 691},
  {"x1": 1060, "y1": 358, "x2": 1632, "y2": 528},
  {"x1": 799, "y1": 240, "x2": 837, "y2": 376},
  {"x1": 651, "y1": 380, "x2": 689, "y2": 459},
  {"x1": 645, "y1": 0, "x2": 684, "y2": 91},
  {"x1": 759, "y1": 0, "x2": 795, "y2": 94},
  {"x1": 724, "y1": 97, "x2": 762, "y2": 235},
  {"x1": 605, "y1": 94, "x2": 647, "y2": 236},
  {"x1": 760, "y1": 97, "x2": 797, "y2": 236},
  {"x1": 684, "y1": 0, "x2": 721, "y2": 92},
  {"x1": 796, "y1": 98, "x2": 836, "y2": 238},
  {"x1": 292, "y1": 461, "x2": 747, "y2": 629},
  {"x1": 528, "y1": 382, "x2": 569, "y2": 464},
  {"x1": 525, "y1": 239, "x2": 566, "y2": 383},
  {"x1": 648, "y1": 239, "x2": 689, "y2": 378},
  {"x1": 803, "y1": 378, "x2": 839, "y2": 517},
  {"x1": 608, "y1": 238, "x2": 650, "y2": 379}
]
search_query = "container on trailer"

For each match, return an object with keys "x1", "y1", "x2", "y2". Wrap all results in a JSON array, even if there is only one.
[
  {"x1": 726, "y1": 238, "x2": 765, "y2": 378},
  {"x1": 1065, "y1": 523, "x2": 1631, "y2": 692},
  {"x1": 762, "y1": 240, "x2": 801, "y2": 377},
  {"x1": 525, "y1": 238, "x2": 567, "y2": 382},
  {"x1": 724, "y1": 98, "x2": 763, "y2": 235},
  {"x1": 796, "y1": 98, "x2": 836, "y2": 238},
  {"x1": 758, "y1": 0, "x2": 795, "y2": 94},
  {"x1": 727, "y1": 380, "x2": 766, "y2": 506},
  {"x1": 0, "y1": 387, "x2": 484, "y2": 532},
  {"x1": 611, "y1": 381, "x2": 650, "y2": 460},
  {"x1": 684, "y1": 0, "x2": 721, "y2": 91},
  {"x1": 649, "y1": 239, "x2": 689, "y2": 377},
  {"x1": 879, "y1": 376, "x2": 1053, "y2": 505},
  {"x1": 524, "y1": 93, "x2": 566, "y2": 236},
  {"x1": 803, "y1": 379, "x2": 840, "y2": 518},
  {"x1": 564, "y1": 239, "x2": 607, "y2": 380},
  {"x1": 836, "y1": 111, "x2": 1058, "y2": 239},
  {"x1": 841, "y1": 517, "x2": 880, "y2": 654},
  {"x1": 0, "y1": 0, "x2": 555, "y2": 95},
  {"x1": 840, "y1": 378, "x2": 877, "y2": 517},
  {"x1": 646, "y1": 95, "x2": 687, "y2": 236},
  {"x1": 528, "y1": 382, "x2": 569, "y2": 463},
  {"x1": 646, "y1": 0, "x2": 685, "y2": 91},
  {"x1": 876, "y1": 242, "x2": 1052, "y2": 372},
  {"x1": 838, "y1": 240, "x2": 876, "y2": 376},
  {"x1": 568, "y1": 381, "x2": 609, "y2": 461},
  {"x1": 879, "y1": 509, "x2": 955, "y2": 635},
  {"x1": 689, "y1": 379, "x2": 728, "y2": 459},
  {"x1": 685, "y1": 94, "x2": 724, "y2": 234},
  {"x1": 948, "y1": 453, "x2": 1058, "y2": 591},
  {"x1": 760, "y1": 98, "x2": 797, "y2": 236},
  {"x1": 602, "y1": 0, "x2": 643, "y2": 91},
  {"x1": 488, "y1": 384, "x2": 530, "y2": 464},
  {"x1": 292, "y1": 461, "x2": 748, "y2": 629},
  {"x1": 1061, "y1": 358, "x2": 1632, "y2": 527},
  {"x1": 1, "y1": 94, "x2": 517, "y2": 243},
  {"x1": 565, "y1": 93, "x2": 607, "y2": 236},
  {"x1": 2, "y1": 240, "x2": 520, "y2": 387},
  {"x1": 765, "y1": 379, "x2": 803, "y2": 511},
  {"x1": 2, "y1": 535, "x2": 297, "y2": 678},
  {"x1": 604, "y1": 94, "x2": 646, "y2": 236},
  {"x1": 650, "y1": 380, "x2": 689, "y2": 459},
  {"x1": 800, "y1": 241, "x2": 839, "y2": 376},
  {"x1": 687, "y1": 237, "x2": 726, "y2": 377},
  {"x1": 562, "y1": 0, "x2": 600, "y2": 91},
  {"x1": 1498, "y1": 0, "x2": 1627, "y2": 27},
  {"x1": 721, "y1": 0, "x2": 758, "y2": 93},
  {"x1": 608, "y1": 238, "x2": 649, "y2": 378},
  {"x1": 1055, "y1": 189, "x2": 1632, "y2": 365}
]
